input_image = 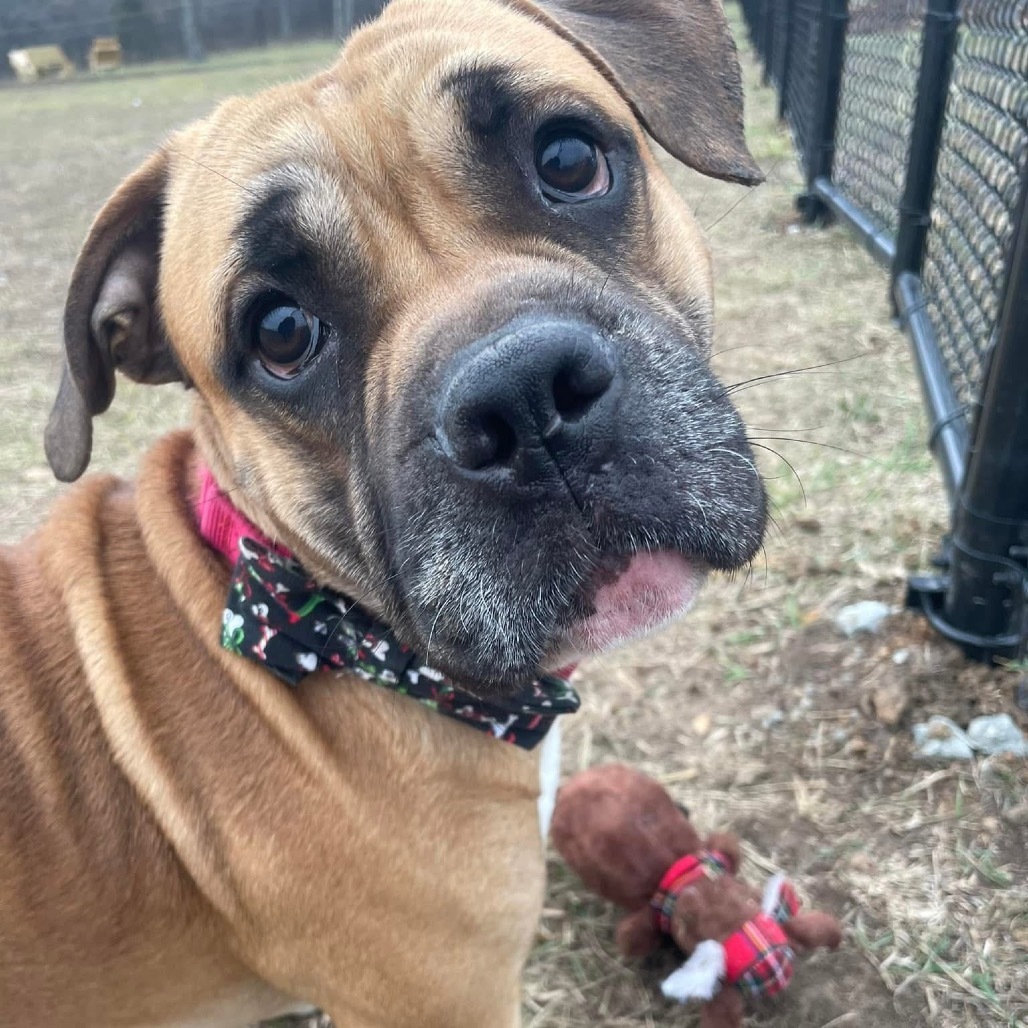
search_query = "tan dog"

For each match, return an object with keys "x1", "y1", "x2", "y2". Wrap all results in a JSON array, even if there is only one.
[{"x1": 0, "y1": 1, "x2": 767, "y2": 1025}]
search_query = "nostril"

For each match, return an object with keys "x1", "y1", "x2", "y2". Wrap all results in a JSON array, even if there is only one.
[
  {"x1": 552, "y1": 355, "x2": 616, "y2": 423},
  {"x1": 456, "y1": 412, "x2": 518, "y2": 471},
  {"x1": 480, "y1": 414, "x2": 517, "y2": 467}
]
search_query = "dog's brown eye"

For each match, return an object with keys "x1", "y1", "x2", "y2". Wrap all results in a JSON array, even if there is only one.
[
  {"x1": 536, "y1": 132, "x2": 611, "y2": 202},
  {"x1": 255, "y1": 303, "x2": 325, "y2": 379}
]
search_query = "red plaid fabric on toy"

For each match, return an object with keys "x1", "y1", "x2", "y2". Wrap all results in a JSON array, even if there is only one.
[
  {"x1": 650, "y1": 850, "x2": 732, "y2": 935},
  {"x1": 722, "y1": 913, "x2": 796, "y2": 999},
  {"x1": 769, "y1": 879, "x2": 801, "y2": 924}
]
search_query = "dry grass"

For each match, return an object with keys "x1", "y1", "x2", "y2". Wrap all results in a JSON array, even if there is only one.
[{"x1": 1, "y1": 13, "x2": 1025, "y2": 1028}]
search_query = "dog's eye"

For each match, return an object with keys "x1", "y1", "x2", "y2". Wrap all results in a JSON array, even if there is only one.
[
  {"x1": 535, "y1": 130, "x2": 611, "y2": 203},
  {"x1": 254, "y1": 301, "x2": 325, "y2": 379}
]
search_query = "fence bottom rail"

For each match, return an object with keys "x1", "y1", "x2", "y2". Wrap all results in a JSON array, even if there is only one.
[{"x1": 800, "y1": 178, "x2": 896, "y2": 266}]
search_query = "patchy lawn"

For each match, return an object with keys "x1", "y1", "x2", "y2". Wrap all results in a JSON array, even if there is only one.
[{"x1": 1, "y1": 17, "x2": 1025, "y2": 1028}]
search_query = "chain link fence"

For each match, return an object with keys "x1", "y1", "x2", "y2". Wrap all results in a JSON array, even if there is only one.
[
  {"x1": 922, "y1": 0, "x2": 1028, "y2": 412},
  {"x1": 738, "y1": 0, "x2": 1028, "y2": 664},
  {"x1": 783, "y1": 0, "x2": 824, "y2": 158},
  {"x1": 833, "y1": 0, "x2": 925, "y2": 239}
]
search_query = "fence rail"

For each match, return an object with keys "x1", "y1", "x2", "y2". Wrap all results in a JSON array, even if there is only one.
[{"x1": 739, "y1": 0, "x2": 1028, "y2": 665}]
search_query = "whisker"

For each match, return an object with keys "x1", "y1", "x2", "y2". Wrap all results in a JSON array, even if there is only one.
[
  {"x1": 709, "y1": 341, "x2": 771, "y2": 361},
  {"x1": 726, "y1": 354, "x2": 866, "y2": 394},
  {"x1": 703, "y1": 158, "x2": 787, "y2": 233},
  {"x1": 691, "y1": 182, "x2": 717, "y2": 220},
  {"x1": 745, "y1": 425, "x2": 822, "y2": 433},
  {"x1": 767, "y1": 493, "x2": 788, "y2": 526},
  {"x1": 763, "y1": 507, "x2": 785, "y2": 543},
  {"x1": 749, "y1": 441, "x2": 807, "y2": 508},
  {"x1": 167, "y1": 148, "x2": 261, "y2": 198},
  {"x1": 750, "y1": 435, "x2": 878, "y2": 465},
  {"x1": 704, "y1": 189, "x2": 759, "y2": 233},
  {"x1": 424, "y1": 601, "x2": 446, "y2": 669},
  {"x1": 317, "y1": 555, "x2": 416, "y2": 660}
]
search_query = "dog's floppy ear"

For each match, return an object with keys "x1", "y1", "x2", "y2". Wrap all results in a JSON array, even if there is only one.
[
  {"x1": 45, "y1": 148, "x2": 182, "y2": 482},
  {"x1": 504, "y1": 0, "x2": 762, "y2": 185}
]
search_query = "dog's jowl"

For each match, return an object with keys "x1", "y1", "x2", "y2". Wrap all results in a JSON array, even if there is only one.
[{"x1": 1, "y1": 1, "x2": 766, "y2": 1025}]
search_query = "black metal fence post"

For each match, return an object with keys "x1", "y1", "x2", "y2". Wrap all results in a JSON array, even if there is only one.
[
  {"x1": 333, "y1": 0, "x2": 357, "y2": 39},
  {"x1": 908, "y1": 173, "x2": 1028, "y2": 662},
  {"x1": 892, "y1": 0, "x2": 962, "y2": 285},
  {"x1": 761, "y1": 0, "x2": 777, "y2": 83},
  {"x1": 179, "y1": 0, "x2": 204, "y2": 62},
  {"x1": 741, "y1": 0, "x2": 763, "y2": 45},
  {"x1": 774, "y1": 0, "x2": 796, "y2": 119},
  {"x1": 796, "y1": 0, "x2": 849, "y2": 222},
  {"x1": 890, "y1": 0, "x2": 965, "y2": 498}
]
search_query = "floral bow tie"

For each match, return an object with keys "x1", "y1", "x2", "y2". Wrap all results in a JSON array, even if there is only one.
[{"x1": 220, "y1": 536, "x2": 580, "y2": 750}]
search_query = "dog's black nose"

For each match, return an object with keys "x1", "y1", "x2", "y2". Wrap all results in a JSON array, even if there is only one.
[{"x1": 437, "y1": 319, "x2": 621, "y2": 483}]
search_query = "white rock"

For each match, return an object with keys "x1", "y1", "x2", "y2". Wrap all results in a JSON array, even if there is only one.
[
  {"x1": 912, "y1": 716, "x2": 976, "y2": 761},
  {"x1": 965, "y1": 714, "x2": 1028, "y2": 757},
  {"x1": 834, "y1": 601, "x2": 892, "y2": 638}
]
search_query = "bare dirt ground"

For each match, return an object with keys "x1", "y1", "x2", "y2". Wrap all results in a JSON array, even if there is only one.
[{"x1": 1, "y1": 14, "x2": 1025, "y2": 1028}]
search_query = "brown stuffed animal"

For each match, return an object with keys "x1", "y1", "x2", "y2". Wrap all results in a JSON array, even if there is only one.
[{"x1": 551, "y1": 764, "x2": 843, "y2": 1028}]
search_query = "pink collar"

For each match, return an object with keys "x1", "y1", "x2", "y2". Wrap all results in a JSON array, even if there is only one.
[{"x1": 195, "y1": 464, "x2": 286, "y2": 565}]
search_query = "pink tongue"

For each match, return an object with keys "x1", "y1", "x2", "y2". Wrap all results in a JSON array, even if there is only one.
[{"x1": 575, "y1": 551, "x2": 706, "y2": 652}]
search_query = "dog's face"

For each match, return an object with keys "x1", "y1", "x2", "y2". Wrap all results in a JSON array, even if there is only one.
[{"x1": 46, "y1": 0, "x2": 767, "y2": 692}]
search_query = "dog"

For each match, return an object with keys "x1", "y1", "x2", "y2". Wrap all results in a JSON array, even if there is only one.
[{"x1": 0, "y1": 1, "x2": 767, "y2": 1025}]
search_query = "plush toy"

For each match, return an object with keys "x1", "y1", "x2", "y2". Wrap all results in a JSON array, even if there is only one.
[{"x1": 551, "y1": 764, "x2": 842, "y2": 1028}]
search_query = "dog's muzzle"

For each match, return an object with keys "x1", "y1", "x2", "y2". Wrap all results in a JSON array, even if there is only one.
[{"x1": 380, "y1": 294, "x2": 766, "y2": 689}]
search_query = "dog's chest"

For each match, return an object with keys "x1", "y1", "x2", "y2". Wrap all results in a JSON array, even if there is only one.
[{"x1": 210, "y1": 682, "x2": 553, "y2": 1026}]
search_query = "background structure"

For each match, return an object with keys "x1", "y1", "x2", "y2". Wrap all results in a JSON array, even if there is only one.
[
  {"x1": 1, "y1": 0, "x2": 386, "y2": 72},
  {"x1": 739, "y1": 0, "x2": 1028, "y2": 668}
]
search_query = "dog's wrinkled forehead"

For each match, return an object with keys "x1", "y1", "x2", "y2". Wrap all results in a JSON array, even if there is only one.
[{"x1": 164, "y1": 2, "x2": 643, "y2": 267}]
